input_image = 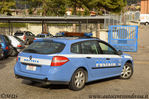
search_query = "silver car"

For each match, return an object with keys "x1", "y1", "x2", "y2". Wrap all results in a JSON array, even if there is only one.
[
  {"x1": 14, "y1": 31, "x2": 35, "y2": 45},
  {"x1": 7, "y1": 36, "x2": 25, "y2": 56}
]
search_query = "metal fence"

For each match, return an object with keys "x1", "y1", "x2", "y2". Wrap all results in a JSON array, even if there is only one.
[
  {"x1": 108, "y1": 25, "x2": 138, "y2": 52},
  {"x1": 103, "y1": 11, "x2": 140, "y2": 29}
]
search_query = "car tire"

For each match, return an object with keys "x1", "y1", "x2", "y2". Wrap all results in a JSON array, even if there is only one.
[
  {"x1": 0, "y1": 51, "x2": 4, "y2": 60},
  {"x1": 120, "y1": 63, "x2": 133, "y2": 79},
  {"x1": 10, "y1": 48, "x2": 18, "y2": 57},
  {"x1": 69, "y1": 68, "x2": 87, "y2": 91}
]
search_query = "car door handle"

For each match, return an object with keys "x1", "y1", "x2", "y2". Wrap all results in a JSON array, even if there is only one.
[
  {"x1": 86, "y1": 57, "x2": 92, "y2": 59},
  {"x1": 106, "y1": 58, "x2": 110, "y2": 60}
]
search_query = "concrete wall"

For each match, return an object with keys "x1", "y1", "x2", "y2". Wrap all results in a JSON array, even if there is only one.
[{"x1": 10, "y1": 24, "x2": 108, "y2": 42}]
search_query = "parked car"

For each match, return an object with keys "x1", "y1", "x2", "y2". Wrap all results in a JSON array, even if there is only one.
[
  {"x1": 14, "y1": 31, "x2": 35, "y2": 45},
  {"x1": 14, "y1": 33, "x2": 134, "y2": 91},
  {"x1": 0, "y1": 44, "x2": 4, "y2": 59},
  {"x1": 0, "y1": 34, "x2": 13, "y2": 58},
  {"x1": 7, "y1": 36, "x2": 25, "y2": 55},
  {"x1": 34, "y1": 33, "x2": 53, "y2": 40}
]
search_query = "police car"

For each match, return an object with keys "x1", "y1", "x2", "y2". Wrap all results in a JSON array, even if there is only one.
[{"x1": 14, "y1": 32, "x2": 133, "y2": 91}]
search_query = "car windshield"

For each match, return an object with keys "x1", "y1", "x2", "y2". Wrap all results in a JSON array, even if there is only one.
[
  {"x1": 14, "y1": 36, "x2": 24, "y2": 42},
  {"x1": 14, "y1": 32, "x2": 23, "y2": 36},
  {"x1": 23, "y1": 41, "x2": 65, "y2": 54}
]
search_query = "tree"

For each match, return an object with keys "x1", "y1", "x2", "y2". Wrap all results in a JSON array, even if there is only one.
[
  {"x1": 24, "y1": 0, "x2": 66, "y2": 32},
  {"x1": 87, "y1": 0, "x2": 127, "y2": 15},
  {"x1": 0, "y1": 0, "x2": 16, "y2": 15},
  {"x1": 25, "y1": 0, "x2": 66, "y2": 16}
]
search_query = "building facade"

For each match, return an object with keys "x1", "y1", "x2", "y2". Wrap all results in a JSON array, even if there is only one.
[{"x1": 141, "y1": 0, "x2": 149, "y2": 14}]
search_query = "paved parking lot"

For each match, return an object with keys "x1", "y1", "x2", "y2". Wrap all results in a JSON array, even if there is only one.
[{"x1": 0, "y1": 26, "x2": 149, "y2": 99}]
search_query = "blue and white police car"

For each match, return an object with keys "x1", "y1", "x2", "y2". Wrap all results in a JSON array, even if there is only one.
[{"x1": 14, "y1": 33, "x2": 133, "y2": 91}]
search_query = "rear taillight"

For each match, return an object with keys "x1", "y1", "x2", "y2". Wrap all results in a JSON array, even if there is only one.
[
  {"x1": 34, "y1": 38, "x2": 36, "y2": 40},
  {"x1": 16, "y1": 56, "x2": 18, "y2": 62},
  {"x1": 17, "y1": 45, "x2": 22, "y2": 47},
  {"x1": 5, "y1": 46, "x2": 9, "y2": 50},
  {"x1": 51, "y1": 56, "x2": 69, "y2": 66},
  {"x1": 23, "y1": 36, "x2": 26, "y2": 40}
]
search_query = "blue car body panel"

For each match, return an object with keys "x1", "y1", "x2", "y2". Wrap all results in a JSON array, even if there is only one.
[
  {"x1": 14, "y1": 37, "x2": 133, "y2": 83},
  {"x1": 0, "y1": 35, "x2": 10, "y2": 56}
]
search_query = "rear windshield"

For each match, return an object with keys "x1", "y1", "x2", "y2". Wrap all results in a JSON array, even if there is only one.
[
  {"x1": 14, "y1": 32, "x2": 23, "y2": 36},
  {"x1": 23, "y1": 41, "x2": 65, "y2": 54}
]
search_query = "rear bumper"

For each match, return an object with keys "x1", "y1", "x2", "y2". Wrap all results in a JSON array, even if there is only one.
[
  {"x1": 15, "y1": 74, "x2": 69, "y2": 85},
  {"x1": 14, "y1": 63, "x2": 72, "y2": 84}
]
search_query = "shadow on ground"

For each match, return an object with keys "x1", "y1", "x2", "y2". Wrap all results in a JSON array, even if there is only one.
[
  {"x1": 21, "y1": 77, "x2": 119, "y2": 90},
  {"x1": 0, "y1": 56, "x2": 16, "y2": 70}
]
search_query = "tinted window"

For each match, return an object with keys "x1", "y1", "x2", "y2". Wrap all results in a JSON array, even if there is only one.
[
  {"x1": 25, "y1": 32, "x2": 30, "y2": 36},
  {"x1": 71, "y1": 43, "x2": 81, "y2": 54},
  {"x1": 81, "y1": 41, "x2": 99, "y2": 54},
  {"x1": 36, "y1": 35, "x2": 45, "y2": 38},
  {"x1": 29, "y1": 32, "x2": 34, "y2": 36},
  {"x1": 23, "y1": 41, "x2": 65, "y2": 54},
  {"x1": 47, "y1": 34, "x2": 53, "y2": 37},
  {"x1": 99, "y1": 42, "x2": 117, "y2": 54},
  {"x1": 14, "y1": 32, "x2": 23, "y2": 36}
]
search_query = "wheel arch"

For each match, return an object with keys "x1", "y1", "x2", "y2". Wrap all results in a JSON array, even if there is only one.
[
  {"x1": 124, "y1": 60, "x2": 134, "y2": 69},
  {"x1": 73, "y1": 66, "x2": 88, "y2": 82},
  {"x1": 126, "y1": 60, "x2": 133, "y2": 65}
]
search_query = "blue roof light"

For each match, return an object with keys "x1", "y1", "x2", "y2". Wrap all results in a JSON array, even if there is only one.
[{"x1": 84, "y1": 33, "x2": 93, "y2": 37}]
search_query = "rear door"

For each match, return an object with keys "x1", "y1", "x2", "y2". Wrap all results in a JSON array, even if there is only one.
[
  {"x1": 79, "y1": 41, "x2": 103, "y2": 78},
  {"x1": 18, "y1": 40, "x2": 65, "y2": 76},
  {"x1": 3, "y1": 35, "x2": 13, "y2": 54}
]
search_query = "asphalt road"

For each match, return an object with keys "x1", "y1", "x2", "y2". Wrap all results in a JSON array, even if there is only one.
[{"x1": 0, "y1": 26, "x2": 149, "y2": 99}]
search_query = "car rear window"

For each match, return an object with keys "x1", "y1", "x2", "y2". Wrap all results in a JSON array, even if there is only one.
[
  {"x1": 23, "y1": 41, "x2": 65, "y2": 54},
  {"x1": 14, "y1": 32, "x2": 23, "y2": 36}
]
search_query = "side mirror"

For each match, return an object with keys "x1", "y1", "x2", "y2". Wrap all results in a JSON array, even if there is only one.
[{"x1": 117, "y1": 50, "x2": 123, "y2": 55}]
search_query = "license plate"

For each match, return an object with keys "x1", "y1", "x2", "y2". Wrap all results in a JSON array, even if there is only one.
[{"x1": 26, "y1": 65, "x2": 36, "y2": 71}]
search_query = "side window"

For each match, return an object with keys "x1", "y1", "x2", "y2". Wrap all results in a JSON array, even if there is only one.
[
  {"x1": 29, "y1": 32, "x2": 34, "y2": 36},
  {"x1": 71, "y1": 43, "x2": 81, "y2": 54},
  {"x1": 81, "y1": 41, "x2": 99, "y2": 54},
  {"x1": 99, "y1": 42, "x2": 117, "y2": 54},
  {"x1": 26, "y1": 32, "x2": 30, "y2": 36}
]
